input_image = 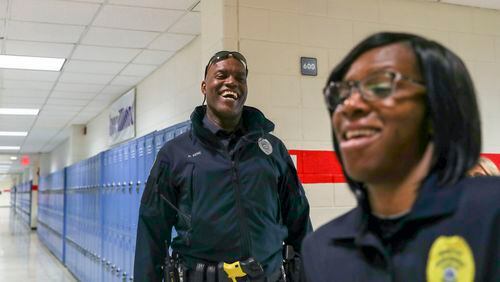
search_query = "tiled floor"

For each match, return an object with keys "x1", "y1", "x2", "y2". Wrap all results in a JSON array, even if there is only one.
[{"x1": 0, "y1": 207, "x2": 76, "y2": 281}]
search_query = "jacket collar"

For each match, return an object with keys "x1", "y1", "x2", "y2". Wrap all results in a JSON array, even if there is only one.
[
  {"x1": 190, "y1": 105, "x2": 275, "y2": 146},
  {"x1": 328, "y1": 173, "x2": 464, "y2": 241}
]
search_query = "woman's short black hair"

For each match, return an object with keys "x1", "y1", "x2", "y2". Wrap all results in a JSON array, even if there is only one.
[{"x1": 326, "y1": 32, "x2": 481, "y2": 201}]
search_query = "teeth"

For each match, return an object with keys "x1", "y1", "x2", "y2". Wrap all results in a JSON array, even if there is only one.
[
  {"x1": 345, "y1": 129, "x2": 377, "y2": 140},
  {"x1": 221, "y1": 91, "x2": 238, "y2": 99}
]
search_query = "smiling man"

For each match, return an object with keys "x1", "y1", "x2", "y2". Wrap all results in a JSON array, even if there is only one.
[{"x1": 134, "y1": 51, "x2": 312, "y2": 282}]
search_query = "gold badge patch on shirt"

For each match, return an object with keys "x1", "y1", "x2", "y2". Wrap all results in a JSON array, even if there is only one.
[{"x1": 426, "y1": 235, "x2": 475, "y2": 282}]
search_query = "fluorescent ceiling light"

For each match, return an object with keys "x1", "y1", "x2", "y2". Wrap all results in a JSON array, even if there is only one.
[
  {"x1": 0, "y1": 54, "x2": 65, "y2": 71},
  {"x1": 0, "y1": 108, "x2": 39, "y2": 115},
  {"x1": 0, "y1": 131, "x2": 28, "y2": 136},
  {"x1": 10, "y1": 156, "x2": 17, "y2": 160},
  {"x1": 0, "y1": 146, "x2": 20, "y2": 150}
]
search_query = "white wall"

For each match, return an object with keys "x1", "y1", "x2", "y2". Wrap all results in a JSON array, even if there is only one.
[
  {"x1": 45, "y1": 139, "x2": 70, "y2": 174},
  {"x1": 0, "y1": 177, "x2": 13, "y2": 207}
]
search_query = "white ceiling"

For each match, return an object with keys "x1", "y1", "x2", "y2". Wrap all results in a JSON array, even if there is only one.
[
  {"x1": 441, "y1": 0, "x2": 500, "y2": 10},
  {"x1": 0, "y1": 0, "x2": 200, "y2": 173}
]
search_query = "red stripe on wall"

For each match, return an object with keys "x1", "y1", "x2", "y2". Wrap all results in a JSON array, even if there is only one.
[
  {"x1": 32, "y1": 185, "x2": 38, "y2": 191},
  {"x1": 289, "y1": 150, "x2": 500, "y2": 184},
  {"x1": 289, "y1": 150, "x2": 345, "y2": 184}
]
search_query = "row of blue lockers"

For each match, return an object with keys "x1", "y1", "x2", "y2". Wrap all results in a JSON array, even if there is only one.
[
  {"x1": 14, "y1": 120, "x2": 190, "y2": 282},
  {"x1": 11, "y1": 181, "x2": 34, "y2": 227}
]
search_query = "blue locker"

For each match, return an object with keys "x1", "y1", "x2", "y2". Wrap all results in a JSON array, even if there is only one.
[
  {"x1": 164, "y1": 126, "x2": 176, "y2": 143},
  {"x1": 154, "y1": 129, "x2": 165, "y2": 155},
  {"x1": 174, "y1": 121, "x2": 191, "y2": 137},
  {"x1": 144, "y1": 132, "x2": 156, "y2": 187},
  {"x1": 128, "y1": 139, "x2": 138, "y2": 280}
]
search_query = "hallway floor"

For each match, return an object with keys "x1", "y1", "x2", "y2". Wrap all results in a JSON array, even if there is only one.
[{"x1": 0, "y1": 207, "x2": 76, "y2": 281}]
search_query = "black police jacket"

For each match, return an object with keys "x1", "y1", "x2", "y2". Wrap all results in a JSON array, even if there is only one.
[
  {"x1": 301, "y1": 173, "x2": 500, "y2": 282},
  {"x1": 135, "y1": 106, "x2": 312, "y2": 281}
]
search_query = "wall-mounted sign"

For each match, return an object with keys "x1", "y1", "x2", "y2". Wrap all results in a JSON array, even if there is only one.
[
  {"x1": 300, "y1": 57, "x2": 317, "y2": 76},
  {"x1": 109, "y1": 88, "x2": 135, "y2": 145}
]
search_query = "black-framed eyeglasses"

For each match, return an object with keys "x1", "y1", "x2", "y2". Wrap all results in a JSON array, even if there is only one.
[
  {"x1": 323, "y1": 70, "x2": 425, "y2": 110},
  {"x1": 204, "y1": 51, "x2": 248, "y2": 78}
]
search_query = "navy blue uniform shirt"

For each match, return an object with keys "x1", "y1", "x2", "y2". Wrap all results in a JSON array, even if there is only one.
[
  {"x1": 302, "y1": 174, "x2": 500, "y2": 282},
  {"x1": 135, "y1": 106, "x2": 312, "y2": 281}
]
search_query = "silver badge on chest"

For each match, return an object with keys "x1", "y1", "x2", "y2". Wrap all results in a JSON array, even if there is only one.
[{"x1": 258, "y1": 137, "x2": 273, "y2": 155}]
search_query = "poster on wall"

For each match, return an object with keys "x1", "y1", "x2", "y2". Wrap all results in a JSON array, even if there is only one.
[{"x1": 109, "y1": 88, "x2": 135, "y2": 145}]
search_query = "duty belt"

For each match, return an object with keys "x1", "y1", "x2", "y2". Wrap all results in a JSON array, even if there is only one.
[{"x1": 186, "y1": 257, "x2": 283, "y2": 282}]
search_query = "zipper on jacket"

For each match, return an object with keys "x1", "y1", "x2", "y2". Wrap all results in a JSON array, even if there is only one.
[{"x1": 232, "y1": 158, "x2": 252, "y2": 259}]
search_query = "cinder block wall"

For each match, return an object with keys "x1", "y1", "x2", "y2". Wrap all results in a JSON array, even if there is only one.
[{"x1": 234, "y1": 0, "x2": 500, "y2": 229}]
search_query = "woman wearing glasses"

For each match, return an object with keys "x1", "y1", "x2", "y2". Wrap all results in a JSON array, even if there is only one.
[{"x1": 301, "y1": 32, "x2": 500, "y2": 282}]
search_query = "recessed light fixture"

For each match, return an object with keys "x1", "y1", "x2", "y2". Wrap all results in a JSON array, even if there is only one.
[
  {"x1": 0, "y1": 54, "x2": 65, "y2": 71},
  {"x1": 0, "y1": 146, "x2": 20, "y2": 150},
  {"x1": 0, "y1": 131, "x2": 28, "y2": 136},
  {"x1": 10, "y1": 156, "x2": 18, "y2": 160},
  {"x1": 0, "y1": 108, "x2": 39, "y2": 115}
]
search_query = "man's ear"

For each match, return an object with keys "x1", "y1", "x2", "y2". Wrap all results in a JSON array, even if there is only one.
[{"x1": 201, "y1": 80, "x2": 206, "y2": 95}]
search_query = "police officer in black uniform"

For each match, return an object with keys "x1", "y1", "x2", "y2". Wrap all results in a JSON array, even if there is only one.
[
  {"x1": 134, "y1": 51, "x2": 312, "y2": 282},
  {"x1": 301, "y1": 32, "x2": 500, "y2": 282}
]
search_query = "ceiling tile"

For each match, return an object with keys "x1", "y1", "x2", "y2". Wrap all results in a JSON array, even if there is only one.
[
  {"x1": 120, "y1": 64, "x2": 156, "y2": 76},
  {"x1": 99, "y1": 85, "x2": 131, "y2": 97},
  {"x1": 2, "y1": 80, "x2": 55, "y2": 90},
  {"x1": 0, "y1": 136, "x2": 25, "y2": 144},
  {"x1": 168, "y1": 12, "x2": 200, "y2": 35},
  {"x1": 133, "y1": 50, "x2": 174, "y2": 65},
  {"x1": 5, "y1": 40, "x2": 75, "y2": 58},
  {"x1": 0, "y1": 0, "x2": 7, "y2": 18},
  {"x1": 51, "y1": 90, "x2": 96, "y2": 99},
  {"x1": 43, "y1": 104, "x2": 83, "y2": 113},
  {"x1": 54, "y1": 82, "x2": 104, "y2": 93},
  {"x1": 110, "y1": 75, "x2": 143, "y2": 86},
  {"x1": 28, "y1": 128, "x2": 62, "y2": 139},
  {"x1": 35, "y1": 117, "x2": 70, "y2": 127},
  {"x1": 0, "y1": 69, "x2": 60, "y2": 82},
  {"x1": 64, "y1": 60, "x2": 126, "y2": 74},
  {"x1": 0, "y1": 89, "x2": 50, "y2": 98},
  {"x1": 442, "y1": 0, "x2": 500, "y2": 10},
  {"x1": 11, "y1": 0, "x2": 100, "y2": 25},
  {"x1": 82, "y1": 27, "x2": 159, "y2": 48},
  {"x1": 0, "y1": 116, "x2": 35, "y2": 130},
  {"x1": 72, "y1": 45, "x2": 141, "y2": 62},
  {"x1": 62, "y1": 0, "x2": 104, "y2": 2},
  {"x1": 70, "y1": 115, "x2": 94, "y2": 124},
  {"x1": 38, "y1": 111, "x2": 77, "y2": 119},
  {"x1": 7, "y1": 21, "x2": 86, "y2": 43},
  {"x1": 148, "y1": 32, "x2": 195, "y2": 51},
  {"x1": 191, "y1": 0, "x2": 200, "y2": 11},
  {"x1": 108, "y1": 0, "x2": 196, "y2": 9},
  {"x1": 0, "y1": 100, "x2": 44, "y2": 108},
  {"x1": 45, "y1": 98, "x2": 90, "y2": 106},
  {"x1": 0, "y1": 96, "x2": 46, "y2": 105},
  {"x1": 59, "y1": 72, "x2": 115, "y2": 84},
  {"x1": 92, "y1": 94, "x2": 117, "y2": 105},
  {"x1": 93, "y1": 5, "x2": 184, "y2": 32},
  {"x1": 84, "y1": 100, "x2": 107, "y2": 112}
]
